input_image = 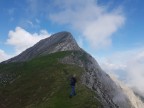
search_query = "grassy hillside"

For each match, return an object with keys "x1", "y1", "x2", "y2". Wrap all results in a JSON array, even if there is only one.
[{"x1": 0, "y1": 51, "x2": 102, "y2": 108}]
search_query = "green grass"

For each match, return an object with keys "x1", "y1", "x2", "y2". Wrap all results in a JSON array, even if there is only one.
[{"x1": 0, "y1": 51, "x2": 102, "y2": 108}]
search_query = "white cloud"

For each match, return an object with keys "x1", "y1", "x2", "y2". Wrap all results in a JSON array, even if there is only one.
[
  {"x1": 50, "y1": 0, "x2": 125, "y2": 49},
  {"x1": 6, "y1": 27, "x2": 51, "y2": 54},
  {"x1": 0, "y1": 49, "x2": 12, "y2": 62},
  {"x1": 99, "y1": 48, "x2": 144, "y2": 97}
]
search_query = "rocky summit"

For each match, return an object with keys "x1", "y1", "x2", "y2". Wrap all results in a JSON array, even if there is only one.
[
  {"x1": 3, "y1": 31, "x2": 80, "y2": 63},
  {"x1": 0, "y1": 31, "x2": 144, "y2": 108}
]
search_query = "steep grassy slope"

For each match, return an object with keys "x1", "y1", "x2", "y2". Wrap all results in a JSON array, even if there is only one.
[{"x1": 0, "y1": 51, "x2": 102, "y2": 108}]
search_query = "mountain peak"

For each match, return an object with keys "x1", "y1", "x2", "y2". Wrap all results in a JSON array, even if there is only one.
[
  {"x1": 3, "y1": 31, "x2": 81, "y2": 63},
  {"x1": 1, "y1": 31, "x2": 144, "y2": 108}
]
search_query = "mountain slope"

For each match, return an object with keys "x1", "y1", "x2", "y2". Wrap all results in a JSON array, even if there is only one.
[
  {"x1": 0, "y1": 51, "x2": 102, "y2": 108},
  {"x1": 3, "y1": 31, "x2": 80, "y2": 63},
  {"x1": 60, "y1": 50, "x2": 137, "y2": 108},
  {"x1": 110, "y1": 75, "x2": 144, "y2": 108},
  {"x1": 0, "y1": 31, "x2": 144, "y2": 108}
]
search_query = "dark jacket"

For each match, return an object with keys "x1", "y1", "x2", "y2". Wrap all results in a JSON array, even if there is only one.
[{"x1": 70, "y1": 77, "x2": 76, "y2": 86}]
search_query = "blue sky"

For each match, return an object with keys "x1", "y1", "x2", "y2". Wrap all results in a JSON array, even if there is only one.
[{"x1": 0, "y1": 0, "x2": 144, "y2": 96}]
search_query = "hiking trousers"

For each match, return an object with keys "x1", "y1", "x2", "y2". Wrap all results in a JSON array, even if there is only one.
[{"x1": 70, "y1": 85, "x2": 76, "y2": 96}]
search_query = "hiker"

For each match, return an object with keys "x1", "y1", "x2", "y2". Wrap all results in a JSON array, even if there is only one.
[{"x1": 69, "y1": 74, "x2": 77, "y2": 98}]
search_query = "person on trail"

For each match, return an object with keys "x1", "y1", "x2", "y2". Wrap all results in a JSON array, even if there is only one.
[{"x1": 69, "y1": 74, "x2": 77, "y2": 98}]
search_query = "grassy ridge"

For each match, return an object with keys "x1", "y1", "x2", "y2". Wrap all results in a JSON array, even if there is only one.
[{"x1": 0, "y1": 51, "x2": 102, "y2": 108}]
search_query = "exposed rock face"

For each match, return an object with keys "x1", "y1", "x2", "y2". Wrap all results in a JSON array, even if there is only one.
[
  {"x1": 81, "y1": 54, "x2": 139, "y2": 108},
  {"x1": 110, "y1": 75, "x2": 144, "y2": 108},
  {"x1": 3, "y1": 31, "x2": 80, "y2": 63},
  {"x1": 60, "y1": 51, "x2": 136, "y2": 108},
  {"x1": 2, "y1": 31, "x2": 144, "y2": 108}
]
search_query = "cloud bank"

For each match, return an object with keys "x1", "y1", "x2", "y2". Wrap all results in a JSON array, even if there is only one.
[
  {"x1": 6, "y1": 27, "x2": 51, "y2": 54},
  {"x1": 0, "y1": 49, "x2": 12, "y2": 62},
  {"x1": 0, "y1": 27, "x2": 50, "y2": 62},
  {"x1": 50, "y1": 0, "x2": 125, "y2": 49},
  {"x1": 100, "y1": 48, "x2": 144, "y2": 97}
]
